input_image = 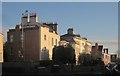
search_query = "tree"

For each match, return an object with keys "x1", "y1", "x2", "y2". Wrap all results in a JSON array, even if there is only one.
[
  {"x1": 3, "y1": 42, "x2": 12, "y2": 61},
  {"x1": 52, "y1": 45, "x2": 76, "y2": 64},
  {"x1": 78, "y1": 53, "x2": 104, "y2": 66},
  {"x1": 78, "y1": 53, "x2": 92, "y2": 65}
]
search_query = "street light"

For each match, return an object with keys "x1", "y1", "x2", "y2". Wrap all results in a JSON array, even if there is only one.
[{"x1": 21, "y1": 10, "x2": 28, "y2": 61}]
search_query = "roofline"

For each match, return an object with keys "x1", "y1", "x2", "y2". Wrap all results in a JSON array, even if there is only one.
[
  {"x1": 74, "y1": 36, "x2": 92, "y2": 44},
  {"x1": 61, "y1": 35, "x2": 92, "y2": 44}
]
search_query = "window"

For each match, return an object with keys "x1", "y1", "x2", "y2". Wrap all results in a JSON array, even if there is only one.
[
  {"x1": 82, "y1": 43, "x2": 84, "y2": 46},
  {"x1": 52, "y1": 38, "x2": 54, "y2": 46},
  {"x1": 44, "y1": 47, "x2": 46, "y2": 51},
  {"x1": 18, "y1": 50, "x2": 21, "y2": 57},
  {"x1": 56, "y1": 39, "x2": 57, "y2": 45},
  {"x1": 105, "y1": 55, "x2": 108, "y2": 59},
  {"x1": 104, "y1": 50, "x2": 105, "y2": 53},
  {"x1": 21, "y1": 34, "x2": 23, "y2": 41},
  {"x1": 10, "y1": 35, "x2": 13, "y2": 42},
  {"x1": 44, "y1": 35, "x2": 46, "y2": 40},
  {"x1": 106, "y1": 50, "x2": 108, "y2": 54}
]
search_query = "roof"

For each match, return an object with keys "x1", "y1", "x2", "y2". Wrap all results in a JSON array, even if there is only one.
[
  {"x1": 61, "y1": 33, "x2": 92, "y2": 44},
  {"x1": 92, "y1": 45, "x2": 103, "y2": 47},
  {"x1": 9, "y1": 29, "x2": 15, "y2": 31},
  {"x1": 61, "y1": 34, "x2": 80, "y2": 37},
  {"x1": 69, "y1": 38, "x2": 79, "y2": 44},
  {"x1": 61, "y1": 37, "x2": 80, "y2": 44}
]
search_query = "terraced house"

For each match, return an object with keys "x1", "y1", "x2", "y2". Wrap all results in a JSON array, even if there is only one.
[
  {"x1": 6, "y1": 13, "x2": 92, "y2": 63},
  {"x1": 7, "y1": 13, "x2": 60, "y2": 61},
  {"x1": 60, "y1": 28, "x2": 92, "y2": 63}
]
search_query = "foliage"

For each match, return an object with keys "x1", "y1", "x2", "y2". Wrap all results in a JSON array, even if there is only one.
[
  {"x1": 52, "y1": 45, "x2": 76, "y2": 64},
  {"x1": 38, "y1": 60, "x2": 53, "y2": 67},
  {"x1": 3, "y1": 42, "x2": 11, "y2": 61},
  {"x1": 78, "y1": 53, "x2": 92, "y2": 65},
  {"x1": 78, "y1": 53, "x2": 104, "y2": 66},
  {"x1": 113, "y1": 58, "x2": 120, "y2": 64}
]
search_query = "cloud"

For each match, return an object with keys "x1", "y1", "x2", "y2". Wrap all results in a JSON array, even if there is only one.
[
  {"x1": 91, "y1": 40, "x2": 118, "y2": 45},
  {"x1": 1, "y1": 0, "x2": 120, "y2": 2}
]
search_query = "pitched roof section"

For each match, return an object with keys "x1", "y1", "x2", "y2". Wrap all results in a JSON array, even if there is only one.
[{"x1": 61, "y1": 34, "x2": 81, "y2": 37}]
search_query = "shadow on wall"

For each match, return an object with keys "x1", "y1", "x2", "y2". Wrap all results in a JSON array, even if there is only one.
[{"x1": 41, "y1": 47, "x2": 49, "y2": 60}]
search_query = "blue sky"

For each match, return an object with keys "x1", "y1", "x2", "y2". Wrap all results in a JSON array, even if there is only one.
[
  {"x1": 0, "y1": 2, "x2": 2, "y2": 33},
  {"x1": 1, "y1": 0, "x2": 120, "y2": 2},
  {"x1": 2, "y1": 2, "x2": 118, "y2": 53}
]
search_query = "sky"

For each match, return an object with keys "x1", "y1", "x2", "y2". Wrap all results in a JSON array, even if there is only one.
[
  {"x1": 2, "y1": 2, "x2": 118, "y2": 54},
  {"x1": 0, "y1": 2, "x2": 2, "y2": 33},
  {"x1": 1, "y1": 0, "x2": 120, "y2": 2}
]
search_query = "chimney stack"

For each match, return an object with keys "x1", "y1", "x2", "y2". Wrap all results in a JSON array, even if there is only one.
[
  {"x1": 21, "y1": 14, "x2": 28, "y2": 25},
  {"x1": 104, "y1": 48, "x2": 109, "y2": 54},
  {"x1": 95, "y1": 43, "x2": 98, "y2": 51},
  {"x1": 67, "y1": 28, "x2": 74, "y2": 35},
  {"x1": 29, "y1": 13, "x2": 38, "y2": 24},
  {"x1": 53, "y1": 22, "x2": 58, "y2": 34},
  {"x1": 45, "y1": 22, "x2": 58, "y2": 34}
]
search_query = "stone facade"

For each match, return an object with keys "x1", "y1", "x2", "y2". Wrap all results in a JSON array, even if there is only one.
[
  {"x1": 91, "y1": 43, "x2": 104, "y2": 60},
  {"x1": 92, "y1": 43, "x2": 117, "y2": 65},
  {"x1": 6, "y1": 13, "x2": 60, "y2": 61},
  {"x1": 60, "y1": 28, "x2": 92, "y2": 63},
  {"x1": 102, "y1": 48, "x2": 111, "y2": 65}
]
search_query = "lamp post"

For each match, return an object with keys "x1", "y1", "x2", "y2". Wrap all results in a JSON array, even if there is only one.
[{"x1": 21, "y1": 10, "x2": 28, "y2": 61}]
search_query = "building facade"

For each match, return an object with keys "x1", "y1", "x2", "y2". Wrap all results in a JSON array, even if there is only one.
[
  {"x1": 0, "y1": 33, "x2": 4, "y2": 62},
  {"x1": 91, "y1": 43, "x2": 110, "y2": 64},
  {"x1": 102, "y1": 48, "x2": 111, "y2": 65},
  {"x1": 7, "y1": 13, "x2": 60, "y2": 61},
  {"x1": 91, "y1": 43, "x2": 104, "y2": 60},
  {"x1": 102, "y1": 48, "x2": 117, "y2": 65},
  {"x1": 60, "y1": 28, "x2": 92, "y2": 63},
  {"x1": 92, "y1": 43, "x2": 117, "y2": 65},
  {"x1": 110, "y1": 54, "x2": 117, "y2": 62}
]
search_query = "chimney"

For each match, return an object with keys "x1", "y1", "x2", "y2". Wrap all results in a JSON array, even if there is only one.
[
  {"x1": 95, "y1": 43, "x2": 98, "y2": 51},
  {"x1": 15, "y1": 25, "x2": 22, "y2": 30},
  {"x1": 46, "y1": 22, "x2": 58, "y2": 34},
  {"x1": 104, "y1": 48, "x2": 108, "y2": 54},
  {"x1": 21, "y1": 13, "x2": 28, "y2": 25},
  {"x1": 29, "y1": 13, "x2": 38, "y2": 24},
  {"x1": 53, "y1": 22, "x2": 58, "y2": 34},
  {"x1": 67, "y1": 28, "x2": 74, "y2": 35}
]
